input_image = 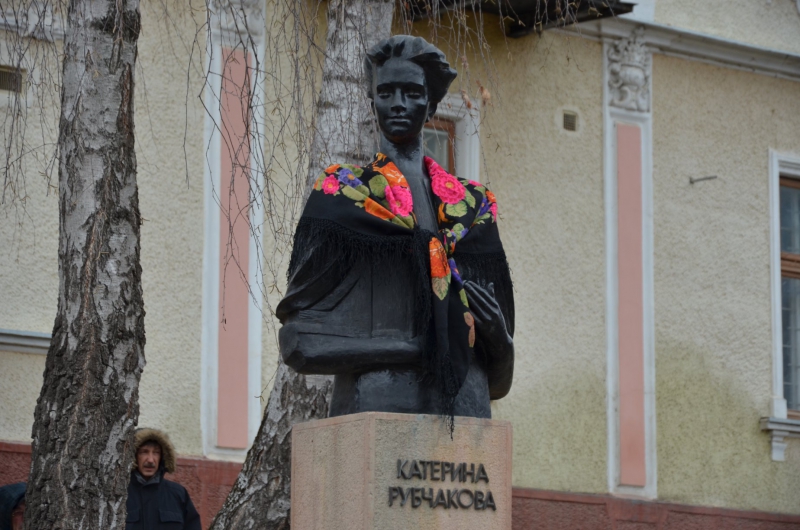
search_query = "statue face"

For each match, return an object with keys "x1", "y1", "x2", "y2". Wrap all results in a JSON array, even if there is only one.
[{"x1": 372, "y1": 58, "x2": 433, "y2": 144}]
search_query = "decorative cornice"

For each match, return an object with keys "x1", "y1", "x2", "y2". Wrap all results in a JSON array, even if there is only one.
[
  {"x1": 0, "y1": 329, "x2": 50, "y2": 355},
  {"x1": 562, "y1": 17, "x2": 800, "y2": 83},
  {"x1": 607, "y1": 26, "x2": 651, "y2": 113},
  {"x1": 209, "y1": 0, "x2": 265, "y2": 45}
]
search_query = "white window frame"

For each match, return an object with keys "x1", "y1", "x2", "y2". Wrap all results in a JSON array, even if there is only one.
[
  {"x1": 765, "y1": 149, "x2": 800, "y2": 461},
  {"x1": 433, "y1": 92, "x2": 481, "y2": 182}
]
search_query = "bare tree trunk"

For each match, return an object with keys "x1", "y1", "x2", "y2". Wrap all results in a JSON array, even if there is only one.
[
  {"x1": 304, "y1": 0, "x2": 394, "y2": 192},
  {"x1": 24, "y1": 1, "x2": 144, "y2": 529},
  {"x1": 210, "y1": 0, "x2": 392, "y2": 527},
  {"x1": 209, "y1": 365, "x2": 331, "y2": 530}
]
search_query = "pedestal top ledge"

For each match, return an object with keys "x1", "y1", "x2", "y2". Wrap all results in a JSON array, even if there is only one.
[{"x1": 291, "y1": 412, "x2": 513, "y2": 530}]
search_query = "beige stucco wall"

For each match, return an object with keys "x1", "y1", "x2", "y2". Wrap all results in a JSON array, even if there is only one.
[
  {"x1": 655, "y1": 0, "x2": 800, "y2": 56},
  {"x1": 0, "y1": 184, "x2": 54, "y2": 442},
  {"x1": 652, "y1": 53, "x2": 800, "y2": 512},
  {"x1": 476, "y1": 29, "x2": 609, "y2": 494},
  {"x1": 0, "y1": 351, "x2": 46, "y2": 442},
  {"x1": 132, "y1": 1, "x2": 209, "y2": 457},
  {"x1": 0, "y1": 3, "x2": 214, "y2": 455},
  {"x1": 0, "y1": 30, "x2": 61, "y2": 443}
]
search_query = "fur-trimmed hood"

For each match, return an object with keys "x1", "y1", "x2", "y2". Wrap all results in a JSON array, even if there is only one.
[{"x1": 134, "y1": 428, "x2": 176, "y2": 474}]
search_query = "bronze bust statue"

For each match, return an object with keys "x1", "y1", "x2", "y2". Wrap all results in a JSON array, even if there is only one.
[{"x1": 276, "y1": 35, "x2": 514, "y2": 421}]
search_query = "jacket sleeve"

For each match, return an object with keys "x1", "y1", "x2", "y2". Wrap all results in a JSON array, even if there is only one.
[{"x1": 183, "y1": 494, "x2": 201, "y2": 530}]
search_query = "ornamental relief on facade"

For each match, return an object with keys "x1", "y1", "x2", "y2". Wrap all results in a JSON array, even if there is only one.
[{"x1": 607, "y1": 27, "x2": 651, "y2": 113}]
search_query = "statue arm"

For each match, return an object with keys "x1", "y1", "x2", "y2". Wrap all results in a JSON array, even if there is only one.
[
  {"x1": 279, "y1": 323, "x2": 422, "y2": 374},
  {"x1": 277, "y1": 255, "x2": 424, "y2": 374},
  {"x1": 464, "y1": 281, "x2": 514, "y2": 399}
]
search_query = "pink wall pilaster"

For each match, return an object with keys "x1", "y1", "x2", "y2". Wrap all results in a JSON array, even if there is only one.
[
  {"x1": 216, "y1": 48, "x2": 252, "y2": 450},
  {"x1": 604, "y1": 28, "x2": 655, "y2": 497},
  {"x1": 616, "y1": 123, "x2": 646, "y2": 487}
]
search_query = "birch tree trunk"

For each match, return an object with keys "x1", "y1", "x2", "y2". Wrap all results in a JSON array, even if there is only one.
[
  {"x1": 305, "y1": 0, "x2": 394, "y2": 191},
  {"x1": 210, "y1": 0, "x2": 393, "y2": 527},
  {"x1": 24, "y1": 1, "x2": 144, "y2": 529}
]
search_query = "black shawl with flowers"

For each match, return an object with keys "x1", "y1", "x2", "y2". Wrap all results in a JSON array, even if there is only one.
[{"x1": 279, "y1": 154, "x2": 513, "y2": 423}]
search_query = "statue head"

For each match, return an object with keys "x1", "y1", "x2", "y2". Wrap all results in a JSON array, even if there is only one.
[{"x1": 365, "y1": 36, "x2": 457, "y2": 144}]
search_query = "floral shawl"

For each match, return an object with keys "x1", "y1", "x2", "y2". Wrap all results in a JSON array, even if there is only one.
[{"x1": 284, "y1": 153, "x2": 513, "y2": 425}]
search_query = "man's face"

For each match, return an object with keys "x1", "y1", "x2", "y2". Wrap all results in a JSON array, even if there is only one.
[
  {"x1": 136, "y1": 442, "x2": 161, "y2": 479},
  {"x1": 11, "y1": 501, "x2": 24, "y2": 530},
  {"x1": 372, "y1": 58, "x2": 432, "y2": 144}
]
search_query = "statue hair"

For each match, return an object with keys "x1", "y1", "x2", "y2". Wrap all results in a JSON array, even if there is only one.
[{"x1": 364, "y1": 35, "x2": 457, "y2": 106}]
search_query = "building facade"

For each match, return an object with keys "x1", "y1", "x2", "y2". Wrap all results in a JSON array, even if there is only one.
[{"x1": 2, "y1": 0, "x2": 800, "y2": 528}]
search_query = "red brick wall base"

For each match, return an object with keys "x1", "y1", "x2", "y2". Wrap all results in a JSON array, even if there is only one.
[
  {"x1": 4, "y1": 442, "x2": 800, "y2": 529},
  {"x1": 513, "y1": 488, "x2": 800, "y2": 529}
]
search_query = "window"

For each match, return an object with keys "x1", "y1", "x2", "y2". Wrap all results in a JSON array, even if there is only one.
[
  {"x1": 781, "y1": 177, "x2": 800, "y2": 413},
  {"x1": 0, "y1": 66, "x2": 23, "y2": 93},
  {"x1": 765, "y1": 151, "x2": 800, "y2": 460},
  {"x1": 423, "y1": 93, "x2": 480, "y2": 182},
  {"x1": 423, "y1": 117, "x2": 455, "y2": 174}
]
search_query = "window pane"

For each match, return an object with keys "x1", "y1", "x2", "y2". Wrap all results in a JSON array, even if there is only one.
[
  {"x1": 423, "y1": 128, "x2": 451, "y2": 173},
  {"x1": 783, "y1": 277, "x2": 800, "y2": 409},
  {"x1": 780, "y1": 185, "x2": 800, "y2": 253}
]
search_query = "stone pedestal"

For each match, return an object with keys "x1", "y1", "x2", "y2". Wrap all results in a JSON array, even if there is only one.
[{"x1": 291, "y1": 412, "x2": 512, "y2": 530}]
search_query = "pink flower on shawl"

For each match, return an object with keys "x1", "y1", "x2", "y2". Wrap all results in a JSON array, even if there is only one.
[
  {"x1": 425, "y1": 156, "x2": 465, "y2": 205},
  {"x1": 432, "y1": 173, "x2": 466, "y2": 205},
  {"x1": 385, "y1": 185, "x2": 413, "y2": 217},
  {"x1": 469, "y1": 180, "x2": 482, "y2": 188},
  {"x1": 322, "y1": 175, "x2": 339, "y2": 195},
  {"x1": 490, "y1": 202, "x2": 498, "y2": 221}
]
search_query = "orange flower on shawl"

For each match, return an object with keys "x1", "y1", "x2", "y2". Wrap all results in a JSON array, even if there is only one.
[
  {"x1": 486, "y1": 190, "x2": 497, "y2": 204},
  {"x1": 324, "y1": 163, "x2": 341, "y2": 174},
  {"x1": 429, "y1": 238, "x2": 451, "y2": 279},
  {"x1": 364, "y1": 198, "x2": 394, "y2": 220},
  {"x1": 438, "y1": 203, "x2": 449, "y2": 223},
  {"x1": 376, "y1": 162, "x2": 409, "y2": 187}
]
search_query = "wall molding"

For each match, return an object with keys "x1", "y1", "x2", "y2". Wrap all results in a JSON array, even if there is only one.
[
  {"x1": 603, "y1": 28, "x2": 657, "y2": 499},
  {"x1": 760, "y1": 417, "x2": 800, "y2": 462},
  {"x1": 561, "y1": 17, "x2": 800, "y2": 83},
  {"x1": 0, "y1": 329, "x2": 50, "y2": 355},
  {"x1": 200, "y1": 0, "x2": 266, "y2": 459},
  {"x1": 607, "y1": 26, "x2": 651, "y2": 112}
]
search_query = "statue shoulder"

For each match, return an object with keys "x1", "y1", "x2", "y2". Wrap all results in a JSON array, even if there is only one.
[
  {"x1": 311, "y1": 163, "x2": 367, "y2": 194},
  {"x1": 460, "y1": 178, "x2": 498, "y2": 223}
]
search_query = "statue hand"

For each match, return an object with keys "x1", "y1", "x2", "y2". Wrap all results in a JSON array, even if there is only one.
[{"x1": 464, "y1": 281, "x2": 512, "y2": 353}]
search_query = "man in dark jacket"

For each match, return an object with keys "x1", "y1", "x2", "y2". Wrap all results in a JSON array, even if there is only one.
[
  {"x1": 127, "y1": 428, "x2": 201, "y2": 530},
  {"x1": 0, "y1": 482, "x2": 25, "y2": 530}
]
